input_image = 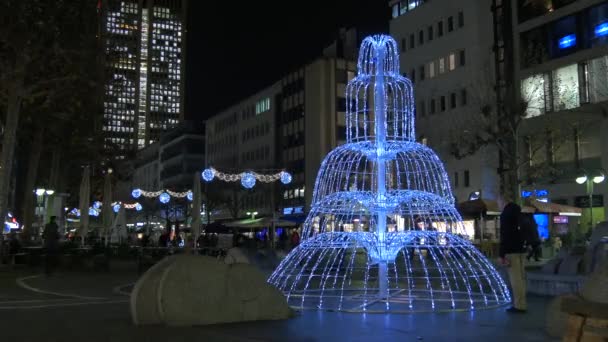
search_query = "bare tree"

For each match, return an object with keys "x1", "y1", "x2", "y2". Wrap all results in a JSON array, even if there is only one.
[{"x1": 447, "y1": 63, "x2": 607, "y2": 203}]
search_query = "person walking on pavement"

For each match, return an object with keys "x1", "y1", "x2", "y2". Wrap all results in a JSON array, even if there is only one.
[
  {"x1": 499, "y1": 202, "x2": 527, "y2": 313},
  {"x1": 43, "y1": 216, "x2": 60, "y2": 276}
]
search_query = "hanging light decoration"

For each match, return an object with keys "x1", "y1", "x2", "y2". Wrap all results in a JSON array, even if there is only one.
[
  {"x1": 280, "y1": 171, "x2": 292, "y2": 185},
  {"x1": 131, "y1": 188, "x2": 142, "y2": 199},
  {"x1": 240, "y1": 172, "x2": 256, "y2": 189},
  {"x1": 186, "y1": 190, "x2": 193, "y2": 201},
  {"x1": 201, "y1": 168, "x2": 215, "y2": 182},
  {"x1": 159, "y1": 192, "x2": 170, "y2": 204},
  {"x1": 203, "y1": 167, "x2": 291, "y2": 189}
]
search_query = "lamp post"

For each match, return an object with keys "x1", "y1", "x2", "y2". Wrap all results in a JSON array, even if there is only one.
[
  {"x1": 575, "y1": 170, "x2": 605, "y2": 230},
  {"x1": 34, "y1": 188, "x2": 54, "y2": 238},
  {"x1": 246, "y1": 211, "x2": 258, "y2": 220}
]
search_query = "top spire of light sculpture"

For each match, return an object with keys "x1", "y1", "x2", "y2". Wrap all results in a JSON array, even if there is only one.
[
  {"x1": 347, "y1": 35, "x2": 415, "y2": 143},
  {"x1": 269, "y1": 34, "x2": 510, "y2": 313}
]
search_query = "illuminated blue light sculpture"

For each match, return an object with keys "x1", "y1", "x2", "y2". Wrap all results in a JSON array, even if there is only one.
[
  {"x1": 131, "y1": 188, "x2": 142, "y2": 199},
  {"x1": 187, "y1": 190, "x2": 193, "y2": 202},
  {"x1": 201, "y1": 168, "x2": 215, "y2": 182},
  {"x1": 241, "y1": 172, "x2": 256, "y2": 189},
  {"x1": 595, "y1": 22, "x2": 608, "y2": 37},
  {"x1": 280, "y1": 171, "x2": 292, "y2": 185},
  {"x1": 113, "y1": 203, "x2": 121, "y2": 213},
  {"x1": 269, "y1": 35, "x2": 510, "y2": 313},
  {"x1": 159, "y1": 192, "x2": 170, "y2": 204}
]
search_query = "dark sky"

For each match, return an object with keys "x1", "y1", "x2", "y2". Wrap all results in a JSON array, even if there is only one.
[{"x1": 185, "y1": 0, "x2": 389, "y2": 120}]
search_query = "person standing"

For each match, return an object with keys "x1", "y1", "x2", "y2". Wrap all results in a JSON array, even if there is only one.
[
  {"x1": 520, "y1": 213, "x2": 541, "y2": 262},
  {"x1": 499, "y1": 202, "x2": 527, "y2": 313},
  {"x1": 43, "y1": 216, "x2": 60, "y2": 276}
]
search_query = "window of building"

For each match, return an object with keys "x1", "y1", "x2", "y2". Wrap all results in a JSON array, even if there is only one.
[
  {"x1": 458, "y1": 11, "x2": 464, "y2": 27},
  {"x1": 454, "y1": 171, "x2": 459, "y2": 187},
  {"x1": 440, "y1": 96, "x2": 446, "y2": 111},
  {"x1": 552, "y1": 64, "x2": 579, "y2": 111},
  {"x1": 521, "y1": 74, "x2": 550, "y2": 117},
  {"x1": 410, "y1": 33, "x2": 415, "y2": 48},
  {"x1": 450, "y1": 92, "x2": 456, "y2": 108},
  {"x1": 438, "y1": 21, "x2": 444, "y2": 37},
  {"x1": 439, "y1": 57, "x2": 445, "y2": 74},
  {"x1": 419, "y1": 30, "x2": 424, "y2": 45},
  {"x1": 428, "y1": 26, "x2": 434, "y2": 41},
  {"x1": 448, "y1": 53, "x2": 456, "y2": 71},
  {"x1": 430, "y1": 98, "x2": 436, "y2": 113},
  {"x1": 410, "y1": 68, "x2": 416, "y2": 82},
  {"x1": 459, "y1": 50, "x2": 466, "y2": 66},
  {"x1": 429, "y1": 61, "x2": 435, "y2": 78},
  {"x1": 448, "y1": 16, "x2": 454, "y2": 32},
  {"x1": 419, "y1": 65, "x2": 425, "y2": 80},
  {"x1": 587, "y1": 56, "x2": 608, "y2": 103},
  {"x1": 464, "y1": 170, "x2": 470, "y2": 187},
  {"x1": 401, "y1": 38, "x2": 406, "y2": 52},
  {"x1": 419, "y1": 100, "x2": 426, "y2": 116},
  {"x1": 461, "y1": 88, "x2": 467, "y2": 105}
]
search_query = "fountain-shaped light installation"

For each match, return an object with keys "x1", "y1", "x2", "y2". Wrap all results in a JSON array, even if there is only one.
[{"x1": 269, "y1": 35, "x2": 511, "y2": 313}]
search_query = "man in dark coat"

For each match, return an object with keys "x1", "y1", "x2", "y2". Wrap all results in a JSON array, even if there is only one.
[
  {"x1": 499, "y1": 202, "x2": 527, "y2": 313},
  {"x1": 520, "y1": 213, "x2": 541, "y2": 262},
  {"x1": 43, "y1": 216, "x2": 60, "y2": 276}
]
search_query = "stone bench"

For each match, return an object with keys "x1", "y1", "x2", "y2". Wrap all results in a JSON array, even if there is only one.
[
  {"x1": 527, "y1": 272, "x2": 585, "y2": 296},
  {"x1": 561, "y1": 295, "x2": 608, "y2": 341}
]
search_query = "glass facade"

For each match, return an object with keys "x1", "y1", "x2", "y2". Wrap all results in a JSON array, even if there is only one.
[
  {"x1": 102, "y1": 0, "x2": 184, "y2": 159},
  {"x1": 520, "y1": 2, "x2": 608, "y2": 68},
  {"x1": 521, "y1": 55, "x2": 608, "y2": 117}
]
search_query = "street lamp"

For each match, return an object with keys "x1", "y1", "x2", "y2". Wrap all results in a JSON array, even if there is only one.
[
  {"x1": 34, "y1": 188, "x2": 54, "y2": 238},
  {"x1": 575, "y1": 169, "x2": 605, "y2": 230},
  {"x1": 246, "y1": 211, "x2": 258, "y2": 220}
]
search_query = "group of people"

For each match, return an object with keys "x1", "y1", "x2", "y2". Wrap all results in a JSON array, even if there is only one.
[{"x1": 499, "y1": 202, "x2": 541, "y2": 314}]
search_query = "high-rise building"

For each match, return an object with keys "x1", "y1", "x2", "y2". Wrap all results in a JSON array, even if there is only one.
[
  {"x1": 100, "y1": 0, "x2": 186, "y2": 160},
  {"x1": 389, "y1": 0, "x2": 500, "y2": 204},
  {"x1": 499, "y1": 0, "x2": 608, "y2": 230}
]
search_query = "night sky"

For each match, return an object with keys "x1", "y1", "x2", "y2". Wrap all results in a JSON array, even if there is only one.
[{"x1": 185, "y1": 0, "x2": 389, "y2": 120}]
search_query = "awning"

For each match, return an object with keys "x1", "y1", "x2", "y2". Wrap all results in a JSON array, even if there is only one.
[
  {"x1": 224, "y1": 217, "x2": 297, "y2": 229},
  {"x1": 457, "y1": 199, "x2": 501, "y2": 217},
  {"x1": 525, "y1": 199, "x2": 582, "y2": 215}
]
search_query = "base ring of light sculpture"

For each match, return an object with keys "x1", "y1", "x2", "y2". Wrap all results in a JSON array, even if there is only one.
[{"x1": 269, "y1": 231, "x2": 511, "y2": 313}]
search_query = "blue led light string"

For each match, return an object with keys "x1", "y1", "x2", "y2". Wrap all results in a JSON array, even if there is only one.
[{"x1": 268, "y1": 34, "x2": 509, "y2": 313}]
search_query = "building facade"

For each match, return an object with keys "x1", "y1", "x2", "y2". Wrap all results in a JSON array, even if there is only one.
[
  {"x1": 389, "y1": 0, "x2": 501, "y2": 204},
  {"x1": 205, "y1": 29, "x2": 359, "y2": 221},
  {"x1": 505, "y1": 0, "x2": 608, "y2": 232},
  {"x1": 131, "y1": 121, "x2": 204, "y2": 192},
  {"x1": 205, "y1": 83, "x2": 282, "y2": 219},
  {"x1": 100, "y1": 0, "x2": 186, "y2": 160}
]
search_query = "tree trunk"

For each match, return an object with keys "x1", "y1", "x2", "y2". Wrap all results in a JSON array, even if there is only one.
[
  {"x1": 21, "y1": 126, "x2": 44, "y2": 238},
  {"x1": 0, "y1": 76, "x2": 24, "y2": 227},
  {"x1": 45, "y1": 148, "x2": 62, "y2": 233}
]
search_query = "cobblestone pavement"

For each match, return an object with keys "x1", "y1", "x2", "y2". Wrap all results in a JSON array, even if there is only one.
[{"x1": 0, "y1": 269, "x2": 558, "y2": 342}]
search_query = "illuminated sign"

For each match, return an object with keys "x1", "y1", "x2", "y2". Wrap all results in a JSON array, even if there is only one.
[
  {"x1": 553, "y1": 215, "x2": 568, "y2": 224},
  {"x1": 558, "y1": 34, "x2": 576, "y2": 49},
  {"x1": 521, "y1": 189, "x2": 549, "y2": 198}
]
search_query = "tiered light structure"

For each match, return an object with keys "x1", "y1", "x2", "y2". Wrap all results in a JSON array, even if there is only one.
[
  {"x1": 202, "y1": 167, "x2": 292, "y2": 189},
  {"x1": 269, "y1": 35, "x2": 510, "y2": 313}
]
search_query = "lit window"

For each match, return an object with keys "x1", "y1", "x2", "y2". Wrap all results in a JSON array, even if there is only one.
[
  {"x1": 448, "y1": 53, "x2": 456, "y2": 70},
  {"x1": 439, "y1": 58, "x2": 445, "y2": 74},
  {"x1": 428, "y1": 61, "x2": 435, "y2": 78}
]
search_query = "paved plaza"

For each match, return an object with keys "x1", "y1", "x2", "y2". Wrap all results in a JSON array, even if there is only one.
[{"x1": 0, "y1": 266, "x2": 558, "y2": 342}]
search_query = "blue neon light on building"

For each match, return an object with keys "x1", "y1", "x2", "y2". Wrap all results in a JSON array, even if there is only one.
[
  {"x1": 596, "y1": 22, "x2": 608, "y2": 37},
  {"x1": 558, "y1": 34, "x2": 576, "y2": 49}
]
